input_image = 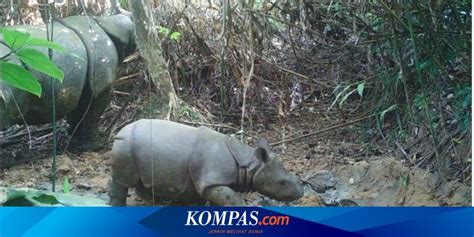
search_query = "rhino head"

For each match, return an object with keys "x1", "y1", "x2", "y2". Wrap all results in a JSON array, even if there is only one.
[
  {"x1": 95, "y1": 13, "x2": 136, "y2": 62},
  {"x1": 252, "y1": 139, "x2": 304, "y2": 201}
]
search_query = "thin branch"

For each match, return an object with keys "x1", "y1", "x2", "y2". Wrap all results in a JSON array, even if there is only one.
[
  {"x1": 271, "y1": 114, "x2": 375, "y2": 146},
  {"x1": 240, "y1": 12, "x2": 255, "y2": 142}
]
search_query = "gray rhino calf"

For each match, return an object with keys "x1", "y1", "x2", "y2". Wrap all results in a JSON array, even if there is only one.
[{"x1": 109, "y1": 119, "x2": 304, "y2": 206}]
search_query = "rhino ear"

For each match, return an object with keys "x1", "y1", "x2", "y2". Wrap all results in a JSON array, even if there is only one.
[
  {"x1": 257, "y1": 138, "x2": 271, "y2": 151},
  {"x1": 255, "y1": 147, "x2": 270, "y2": 163},
  {"x1": 255, "y1": 138, "x2": 272, "y2": 163}
]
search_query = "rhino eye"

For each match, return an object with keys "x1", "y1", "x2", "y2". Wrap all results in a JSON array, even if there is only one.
[{"x1": 279, "y1": 180, "x2": 286, "y2": 186}]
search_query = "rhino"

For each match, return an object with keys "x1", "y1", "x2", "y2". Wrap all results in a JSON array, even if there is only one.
[
  {"x1": 108, "y1": 119, "x2": 304, "y2": 206},
  {"x1": 0, "y1": 13, "x2": 135, "y2": 149}
]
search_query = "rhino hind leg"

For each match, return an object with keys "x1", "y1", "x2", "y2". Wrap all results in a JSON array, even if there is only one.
[
  {"x1": 67, "y1": 87, "x2": 111, "y2": 151},
  {"x1": 108, "y1": 179, "x2": 129, "y2": 206},
  {"x1": 108, "y1": 124, "x2": 140, "y2": 206}
]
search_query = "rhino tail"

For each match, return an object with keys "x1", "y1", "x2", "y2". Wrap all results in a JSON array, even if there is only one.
[{"x1": 111, "y1": 123, "x2": 140, "y2": 188}]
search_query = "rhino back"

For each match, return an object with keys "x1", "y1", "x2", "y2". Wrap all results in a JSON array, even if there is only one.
[
  {"x1": 0, "y1": 23, "x2": 87, "y2": 124},
  {"x1": 60, "y1": 16, "x2": 119, "y2": 98},
  {"x1": 131, "y1": 119, "x2": 200, "y2": 199}
]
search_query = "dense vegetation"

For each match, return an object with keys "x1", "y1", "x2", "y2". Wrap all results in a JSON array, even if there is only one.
[
  {"x1": 1, "y1": 0, "x2": 471, "y2": 186},
  {"x1": 151, "y1": 1, "x2": 471, "y2": 180}
]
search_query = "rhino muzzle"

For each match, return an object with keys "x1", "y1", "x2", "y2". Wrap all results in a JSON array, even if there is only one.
[{"x1": 252, "y1": 159, "x2": 305, "y2": 202}]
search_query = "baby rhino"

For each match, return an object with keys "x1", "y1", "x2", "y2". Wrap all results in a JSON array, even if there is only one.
[{"x1": 109, "y1": 119, "x2": 304, "y2": 206}]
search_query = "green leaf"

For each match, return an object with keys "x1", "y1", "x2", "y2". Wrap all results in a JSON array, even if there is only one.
[
  {"x1": 63, "y1": 176, "x2": 71, "y2": 194},
  {"x1": 380, "y1": 104, "x2": 398, "y2": 121},
  {"x1": 2, "y1": 187, "x2": 108, "y2": 206},
  {"x1": 170, "y1": 32, "x2": 181, "y2": 41},
  {"x1": 1, "y1": 28, "x2": 31, "y2": 49},
  {"x1": 417, "y1": 59, "x2": 430, "y2": 71},
  {"x1": 32, "y1": 194, "x2": 60, "y2": 205},
  {"x1": 357, "y1": 82, "x2": 365, "y2": 97},
  {"x1": 119, "y1": 0, "x2": 129, "y2": 8},
  {"x1": 334, "y1": 1, "x2": 340, "y2": 11},
  {"x1": 339, "y1": 89, "x2": 356, "y2": 106},
  {"x1": 1, "y1": 61, "x2": 42, "y2": 97},
  {"x1": 328, "y1": 84, "x2": 351, "y2": 111},
  {"x1": 400, "y1": 175, "x2": 409, "y2": 188},
  {"x1": 158, "y1": 26, "x2": 170, "y2": 35},
  {"x1": 27, "y1": 38, "x2": 65, "y2": 52},
  {"x1": 16, "y1": 48, "x2": 64, "y2": 82}
]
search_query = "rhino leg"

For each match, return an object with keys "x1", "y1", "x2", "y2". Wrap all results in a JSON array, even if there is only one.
[
  {"x1": 108, "y1": 179, "x2": 128, "y2": 206},
  {"x1": 108, "y1": 124, "x2": 140, "y2": 206},
  {"x1": 67, "y1": 87, "x2": 111, "y2": 150},
  {"x1": 202, "y1": 186, "x2": 244, "y2": 206}
]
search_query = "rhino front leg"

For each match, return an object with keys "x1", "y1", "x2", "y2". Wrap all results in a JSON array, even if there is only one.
[
  {"x1": 108, "y1": 179, "x2": 128, "y2": 206},
  {"x1": 67, "y1": 88, "x2": 111, "y2": 151},
  {"x1": 202, "y1": 186, "x2": 244, "y2": 206}
]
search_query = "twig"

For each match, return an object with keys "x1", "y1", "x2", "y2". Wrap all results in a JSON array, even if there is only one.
[
  {"x1": 270, "y1": 114, "x2": 375, "y2": 146},
  {"x1": 240, "y1": 16, "x2": 255, "y2": 142},
  {"x1": 105, "y1": 88, "x2": 138, "y2": 135},
  {"x1": 395, "y1": 141, "x2": 409, "y2": 159},
  {"x1": 217, "y1": 0, "x2": 229, "y2": 39},
  {"x1": 112, "y1": 90, "x2": 131, "y2": 96},
  {"x1": 123, "y1": 52, "x2": 139, "y2": 63},
  {"x1": 0, "y1": 126, "x2": 51, "y2": 141},
  {"x1": 113, "y1": 72, "x2": 141, "y2": 85}
]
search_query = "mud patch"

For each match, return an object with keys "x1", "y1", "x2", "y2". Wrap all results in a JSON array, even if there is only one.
[{"x1": 306, "y1": 157, "x2": 471, "y2": 206}]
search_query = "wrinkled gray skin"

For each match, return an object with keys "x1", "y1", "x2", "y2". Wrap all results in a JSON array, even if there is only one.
[
  {"x1": 109, "y1": 119, "x2": 304, "y2": 206},
  {"x1": 0, "y1": 14, "x2": 135, "y2": 148}
]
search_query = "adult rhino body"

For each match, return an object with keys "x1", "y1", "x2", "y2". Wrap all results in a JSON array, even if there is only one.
[
  {"x1": 109, "y1": 119, "x2": 304, "y2": 206},
  {"x1": 0, "y1": 14, "x2": 135, "y2": 149}
]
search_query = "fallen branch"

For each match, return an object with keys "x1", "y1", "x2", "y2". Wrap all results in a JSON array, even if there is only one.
[
  {"x1": 123, "y1": 52, "x2": 140, "y2": 63},
  {"x1": 113, "y1": 72, "x2": 141, "y2": 86},
  {"x1": 270, "y1": 114, "x2": 375, "y2": 146},
  {"x1": 0, "y1": 127, "x2": 52, "y2": 147}
]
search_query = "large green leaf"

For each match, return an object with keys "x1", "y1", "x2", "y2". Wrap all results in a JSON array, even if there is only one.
[
  {"x1": 0, "y1": 61, "x2": 42, "y2": 97},
  {"x1": 27, "y1": 38, "x2": 65, "y2": 52},
  {"x1": 16, "y1": 48, "x2": 64, "y2": 82},
  {"x1": 0, "y1": 187, "x2": 108, "y2": 206},
  {"x1": 1, "y1": 28, "x2": 31, "y2": 49}
]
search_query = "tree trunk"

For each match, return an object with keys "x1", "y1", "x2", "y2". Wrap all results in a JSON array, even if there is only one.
[{"x1": 128, "y1": 0, "x2": 178, "y2": 119}]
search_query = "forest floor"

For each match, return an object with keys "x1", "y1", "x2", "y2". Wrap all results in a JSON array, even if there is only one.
[{"x1": 1, "y1": 96, "x2": 470, "y2": 206}]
